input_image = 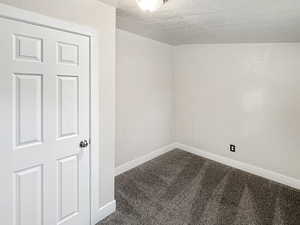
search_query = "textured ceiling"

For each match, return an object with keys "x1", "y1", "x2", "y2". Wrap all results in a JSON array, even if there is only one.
[{"x1": 100, "y1": 0, "x2": 300, "y2": 45}]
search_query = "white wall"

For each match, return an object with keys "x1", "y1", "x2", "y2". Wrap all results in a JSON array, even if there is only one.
[
  {"x1": 116, "y1": 32, "x2": 300, "y2": 183},
  {"x1": 116, "y1": 29, "x2": 173, "y2": 167},
  {"x1": 174, "y1": 43, "x2": 300, "y2": 181},
  {"x1": 0, "y1": 0, "x2": 116, "y2": 210}
]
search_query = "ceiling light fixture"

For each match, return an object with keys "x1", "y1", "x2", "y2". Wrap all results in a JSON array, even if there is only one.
[{"x1": 136, "y1": 0, "x2": 168, "y2": 12}]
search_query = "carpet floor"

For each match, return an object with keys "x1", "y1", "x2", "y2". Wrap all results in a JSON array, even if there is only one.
[{"x1": 97, "y1": 149, "x2": 300, "y2": 225}]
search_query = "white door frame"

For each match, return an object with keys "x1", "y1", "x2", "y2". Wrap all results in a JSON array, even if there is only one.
[{"x1": 0, "y1": 3, "x2": 100, "y2": 225}]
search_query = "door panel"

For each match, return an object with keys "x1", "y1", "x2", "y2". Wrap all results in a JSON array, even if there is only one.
[
  {"x1": 57, "y1": 75, "x2": 79, "y2": 139},
  {"x1": 57, "y1": 155, "x2": 79, "y2": 222},
  {"x1": 13, "y1": 165, "x2": 43, "y2": 225},
  {"x1": 13, "y1": 34, "x2": 43, "y2": 62},
  {"x1": 13, "y1": 73, "x2": 43, "y2": 148},
  {"x1": 57, "y1": 42, "x2": 79, "y2": 66},
  {"x1": 0, "y1": 17, "x2": 90, "y2": 225}
]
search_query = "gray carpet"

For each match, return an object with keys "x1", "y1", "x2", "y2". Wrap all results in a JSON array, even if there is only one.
[{"x1": 97, "y1": 149, "x2": 300, "y2": 225}]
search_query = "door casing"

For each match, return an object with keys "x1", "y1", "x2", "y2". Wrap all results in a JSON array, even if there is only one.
[{"x1": 0, "y1": 3, "x2": 100, "y2": 225}]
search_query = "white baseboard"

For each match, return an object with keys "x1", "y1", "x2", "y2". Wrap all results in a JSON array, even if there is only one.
[
  {"x1": 114, "y1": 142, "x2": 300, "y2": 190},
  {"x1": 175, "y1": 143, "x2": 300, "y2": 190},
  {"x1": 115, "y1": 143, "x2": 176, "y2": 176},
  {"x1": 92, "y1": 200, "x2": 116, "y2": 225}
]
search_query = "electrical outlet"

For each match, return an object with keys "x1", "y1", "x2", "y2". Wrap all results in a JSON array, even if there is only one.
[{"x1": 230, "y1": 144, "x2": 236, "y2": 152}]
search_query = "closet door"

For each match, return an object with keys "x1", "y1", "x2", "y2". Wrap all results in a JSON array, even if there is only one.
[{"x1": 0, "y1": 17, "x2": 90, "y2": 225}]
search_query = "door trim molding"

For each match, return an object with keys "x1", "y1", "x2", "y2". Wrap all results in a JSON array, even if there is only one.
[
  {"x1": 0, "y1": 3, "x2": 109, "y2": 224},
  {"x1": 92, "y1": 200, "x2": 116, "y2": 223},
  {"x1": 0, "y1": 3, "x2": 96, "y2": 37}
]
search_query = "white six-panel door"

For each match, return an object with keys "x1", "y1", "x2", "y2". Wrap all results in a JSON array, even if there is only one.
[{"x1": 0, "y1": 17, "x2": 90, "y2": 225}]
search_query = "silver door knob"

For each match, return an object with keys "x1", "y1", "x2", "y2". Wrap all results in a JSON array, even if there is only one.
[{"x1": 79, "y1": 140, "x2": 89, "y2": 148}]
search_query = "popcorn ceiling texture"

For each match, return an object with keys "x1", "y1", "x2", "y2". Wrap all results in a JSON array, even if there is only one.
[{"x1": 101, "y1": 0, "x2": 300, "y2": 45}]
